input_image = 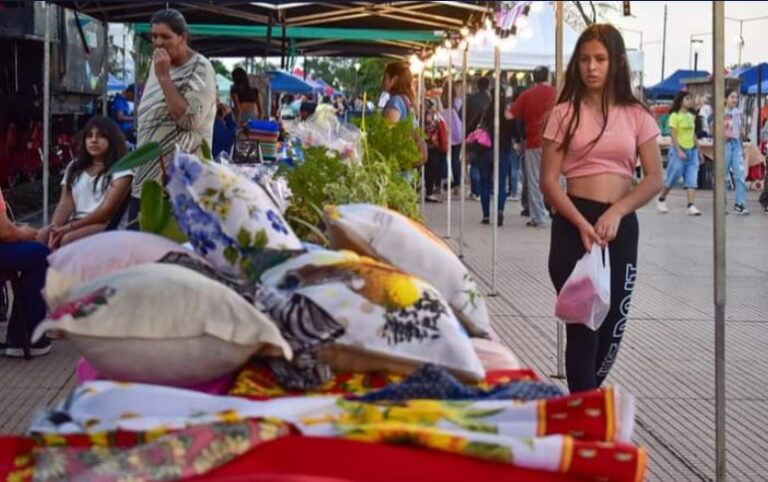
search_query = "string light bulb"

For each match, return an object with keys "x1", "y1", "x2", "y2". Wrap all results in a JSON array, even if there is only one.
[
  {"x1": 444, "y1": 39, "x2": 453, "y2": 50},
  {"x1": 502, "y1": 35, "x2": 518, "y2": 51},
  {"x1": 530, "y1": 1, "x2": 545, "y2": 13},
  {"x1": 520, "y1": 27, "x2": 533, "y2": 39},
  {"x1": 515, "y1": 16, "x2": 529, "y2": 29},
  {"x1": 460, "y1": 25, "x2": 470, "y2": 38},
  {"x1": 459, "y1": 39, "x2": 468, "y2": 51}
]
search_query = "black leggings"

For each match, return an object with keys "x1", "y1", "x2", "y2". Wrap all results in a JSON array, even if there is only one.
[{"x1": 548, "y1": 196, "x2": 639, "y2": 393}]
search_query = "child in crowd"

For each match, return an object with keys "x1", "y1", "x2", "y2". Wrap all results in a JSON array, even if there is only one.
[{"x1": 38, "y1": 116, "x2": 132, "y2": 248}]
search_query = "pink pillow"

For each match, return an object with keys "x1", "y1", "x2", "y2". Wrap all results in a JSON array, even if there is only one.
[
  {"x1": 75, "y1": 358, "x2": 235, "y2": 395},
  {"x1": 45, "y1": 231, "x2": 208, "y2": 308},
  {"x1": 470, "y1": 338, "x2": 521, "y2": 371}
]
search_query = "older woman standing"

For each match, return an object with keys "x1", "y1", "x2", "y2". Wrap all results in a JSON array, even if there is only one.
[{"x1": 127, "y1": 9, "x2": 216, "y2": 228}]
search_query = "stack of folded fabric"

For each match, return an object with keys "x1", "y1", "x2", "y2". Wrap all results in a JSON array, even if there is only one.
[{"x1": 244, "y1": 119, "x2": 280, "y2": 162}]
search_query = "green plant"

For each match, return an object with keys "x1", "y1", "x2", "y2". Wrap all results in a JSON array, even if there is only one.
[{"x1": 282, "y1": 113, "x2": 422, "y2": 241}]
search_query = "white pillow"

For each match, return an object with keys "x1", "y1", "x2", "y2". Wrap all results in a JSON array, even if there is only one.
[
  {"x1": 44, "y1": 231, "x2": 206, "y2": 310},
  {"x1": 261, "y1": 249, "x2": 485, "y2": 381},
  {"x1": 324, "y1": 204, "x2": 491, "y2": 338},
  {"x1": 33, "y1": 264, "x2": 292, "y2": 385}
]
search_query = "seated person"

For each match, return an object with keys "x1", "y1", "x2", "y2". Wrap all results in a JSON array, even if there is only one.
[
  {"x1": 38, "y1": 116, "x2": 132, "y2": 249},
  {"x1": 0, "y1": 189, "x2": 51, "y2": 357}
]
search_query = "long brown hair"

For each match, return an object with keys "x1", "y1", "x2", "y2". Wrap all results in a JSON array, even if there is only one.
[
  {"x1": 384, "y1": 61, "x2": 415, "y2": 106},
  {"x1": 556, "y1": 23, "x2": 646, "y2": 154},
  {"x1": 67, "y1": 116, "x2": 127, "y2": 194}
]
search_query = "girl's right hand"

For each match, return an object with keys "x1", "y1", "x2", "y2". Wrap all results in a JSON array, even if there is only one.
[{"x1": 578, "y1": 222, "x2": 604, "y2": 252}]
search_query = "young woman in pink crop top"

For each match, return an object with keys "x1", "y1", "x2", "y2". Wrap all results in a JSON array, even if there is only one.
[{"x1": 540, "y1": 24, "x2": 663, "y2": 393}]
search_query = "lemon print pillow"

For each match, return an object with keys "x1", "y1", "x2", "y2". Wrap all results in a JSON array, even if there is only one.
[
  {"x1": 261, "y1": 249, "x2": 485, "y2": 381},
  {"x1": 324, "y1": 204, "x2": 491, "y2": 338}
]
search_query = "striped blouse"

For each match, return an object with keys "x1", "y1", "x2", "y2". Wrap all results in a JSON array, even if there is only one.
[{"x1": 132, "y1": 52, "x2": 216, "y2": 198}]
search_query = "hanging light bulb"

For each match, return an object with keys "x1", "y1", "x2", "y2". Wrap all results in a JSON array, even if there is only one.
[
  {"x1": 469, "y1": 68, "x2": 477, "y2": 76},
  {"x1": 409, "y1": 56, "x2": 424, "y2": 74},
  {"x1": 520, "y1": 27, "x2": 533, "y2": 39},
  {"x1": 530, "y1": 1, "x2": 545, "y2": 13},
  {"x1": 515, "y1": 16, "x2": 529, "y2": 29},
  {"x1": 458, "y1": 39, "x2": 468, "y2": 51},
  {"x1": 460, "y1": 25, "x2": 470, "y2": 38},
  {"x1": 484, "y1": 17, "x2": 493, "y2": 30},
  {"x1": 435, "y1": 47, "x2": 449, "y2": 62},
  {"x1": 444, "y1": 39, "x2": 453, "y2": 50}
]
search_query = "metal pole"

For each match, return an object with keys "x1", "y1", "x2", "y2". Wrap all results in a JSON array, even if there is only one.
[
  {"x1": 418, "y1": 69, "x2": 425, "y2": 215},
  {"x1": 661, "y1": 4, "x2": 668, "y2": 79},
  {"x1": 555, "y1": 0, "x2": 565, "y2": 379},
  {"x1": 133, "y1": 32, "x2": 140, "y2": 127},
  {"x1": 490, "y1": 45, "x2": 500, "y2": 295},
  {"x1": 102, "y1": 21, "x2": 109, "y2": 116},
  {"x1": 712, "y1": 2, "x2": 727, "y2": 481},
  {"x1": 758, "y1": 67, "x2": 763, "y2": 139},
  {"x1": 459, "y1": 46, "x2": 467, "y2": 259},
  {"x1": 737, "y1": 20, "x2": 743, "y2": 68},
  {"x1": 42, "y1": 1, "x2": 51, "y2": 225},
  {"x1": 445, "y1": 54, "x2": 453, "y2": 239}
]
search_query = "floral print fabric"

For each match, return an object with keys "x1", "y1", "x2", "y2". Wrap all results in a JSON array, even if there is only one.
[
  {"x1": 29, "y1": 381, "x2": 645, "y2": 482},
  {"x1": 33, "y1": 419, "x2": 291, "y2": 482},
  {"x1": 166, "y1": 152, "x2": 304, "y2": 279},
  {"x1": 260, "y1": 249, "x2": 485, "y2": 381}
]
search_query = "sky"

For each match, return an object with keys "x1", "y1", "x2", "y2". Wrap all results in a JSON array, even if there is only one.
[{"x1": 603, "y1": 1, "x2": 768, "y2": 85}]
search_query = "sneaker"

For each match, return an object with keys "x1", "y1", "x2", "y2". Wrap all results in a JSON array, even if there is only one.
[
  {"x1": 471, "y1": 194, "x2": 481, "y2": 201},
  {"x1": 763, "y1": 205, "x2": 768, "y2": 214},
  {"x1": 481, "y1": 217, "x2": 490, "y2": 225},
  {"x1": 498, "y1": 213, "x2": 504, "y2": 226},
  {"x1": 520, "y1": 208, "x2": 530, "y2": 217},
  {"x1": 686, "y1": 205, "x2": 702, "y2": 216},
  {"x1": 734, "y1": 204, "x2": 750, "y2": 215},
  {"x1": 508, "y1": 195, "x2": 519, "y2": 202},
  {"x1": 526, "y1": 220, "x2": 548, "y2": 228},
  {"x1": 425, "y1": 195, "x2": 441, "y2": 203},
  {"x1": 4, "y1": 337, "x2": 52, "y2": 358},
  {"x1": 657, "y1": 199, "x2": 670, "y2": 213}
]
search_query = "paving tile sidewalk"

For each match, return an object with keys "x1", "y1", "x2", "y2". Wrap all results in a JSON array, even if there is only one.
[{"x1": 424, "y1": 188, "x2": 768, "y2": 481}]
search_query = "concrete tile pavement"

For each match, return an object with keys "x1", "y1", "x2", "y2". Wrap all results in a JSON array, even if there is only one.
[{"x1": 425, "y1": 188, "x2": 768, "y2": 481}]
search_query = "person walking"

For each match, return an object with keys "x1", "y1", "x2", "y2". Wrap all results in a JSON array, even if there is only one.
[
  {"x1": 656, "y1": 91, "x2": 702, "y2": 215},
  {"x1": 466, "y1": 77, "x2": 491, "y2": 200},
  {"x1": 724, "y1": 89, "x2": 750, "y2": 215},
  {"x1": 507, "y1": 66, "x2": 555, "y2": 227},
  {"x1": 127, "y1": 8, "x2": 217, "y2": 229},
  {"x1": 540, "y1": 24, "x2": 663, "y2": 392},
  {"x1": 475, "y1": 91, "x2": 514, "y2": 226}
]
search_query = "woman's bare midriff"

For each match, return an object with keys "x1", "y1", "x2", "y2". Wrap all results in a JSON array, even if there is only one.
[{"x1": 566, "y1": 173, "x2": 633, "y2": 204}]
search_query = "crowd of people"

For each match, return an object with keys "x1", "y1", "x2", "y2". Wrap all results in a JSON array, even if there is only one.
[{"x1": 0, "y1": 8, "x2": 764, "y2": 397}]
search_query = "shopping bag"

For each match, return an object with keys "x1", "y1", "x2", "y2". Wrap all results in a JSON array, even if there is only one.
[{"x1": 554, "y1": 245, "x2": 611, "y2": 331}]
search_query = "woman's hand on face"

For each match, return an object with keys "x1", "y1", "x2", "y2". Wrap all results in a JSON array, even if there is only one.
[
  {"x1": 594, "y1": 208, "x2": 622, "y2": 244},
  {"x1": 153, "y1": 48, "x2": 172, "y2": 80},
  {"x1": 578, "y1": 222, "x2": 604, "y2": 252}
]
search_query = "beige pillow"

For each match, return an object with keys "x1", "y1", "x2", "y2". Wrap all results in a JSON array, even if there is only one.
[
  {"x1": 324, "y1": 204, "x2": 491, "y2": 338},
  {"x1": 33, "y1": 264, "x2": 291, "y2": 385},
  {"x1": 260, "y1": 249, "x2": 485, "y2": 381}
]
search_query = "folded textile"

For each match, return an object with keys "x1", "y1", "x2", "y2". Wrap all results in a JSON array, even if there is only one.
[
  {"x1": 28, "y1": 381, "x2": 643, "y2": 482},
  {"x1": 354, "y1": 364, "x2": 563, "y2": 402}
]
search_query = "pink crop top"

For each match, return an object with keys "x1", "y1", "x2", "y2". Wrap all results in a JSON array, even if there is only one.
[{"x1": 542, "y1": 102, "x2": 660, "y2": 179}]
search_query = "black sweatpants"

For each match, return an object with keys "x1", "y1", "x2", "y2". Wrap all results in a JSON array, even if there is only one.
[
  {"x1": 548, "y1": 196, "x2": 639, "y2": 393},
  {"x1": 425, "y1": 148, "x2": 445, "y2": 195}
]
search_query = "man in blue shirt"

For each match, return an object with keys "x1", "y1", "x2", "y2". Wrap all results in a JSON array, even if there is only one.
[{"x1": 111, "y1": 84, "x2": 135, "y2": 141}]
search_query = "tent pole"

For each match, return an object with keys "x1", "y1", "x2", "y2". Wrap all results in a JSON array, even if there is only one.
[
  {"x1": 490, "y1": 44, "x2": 500, "y2": 296},
  {"x1": 459, "y1": 46, "x2": 467, "y2": 259},
  {"x1": 419, "y1": 69, "x2": 425, "y2": 215},
  {"x1": 555, "y1": 0, "x2": 565, "y2": 379},
  {"x1": 712, "y1": 3, "x2": 726, "y2": 481},
  {"x1": 42, "y1": 1, "x2": 51, "y2": 225},
  {"x1": 445, "y1": 54, "x2": 453, "y2": 239},
  {"x1": 133, "y1": 31, "x2": 140, "y2": 127},
  {"x1": 102, "y1": 21, "x2": 109, "y2": 116}
]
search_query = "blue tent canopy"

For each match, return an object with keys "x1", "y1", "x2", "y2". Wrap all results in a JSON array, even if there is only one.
[
  {"x1": 266, "y1": 70, "x2": 318, "y2": 94},
  {"x1": 646, "y1": 69, "x2": 710, "y2": 99},
  {"x1": 735, "y1": 63, "x2": 768, "y2": 94}
]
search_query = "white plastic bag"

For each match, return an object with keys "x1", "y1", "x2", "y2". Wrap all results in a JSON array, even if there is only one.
[{"x1": 554, "y1": 245, "x2": 611, "y2": 331}]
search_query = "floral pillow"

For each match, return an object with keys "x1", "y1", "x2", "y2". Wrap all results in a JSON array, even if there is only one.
[
  {"x1": 260, "y1": 249, "x2": 485, "y2": 381},
  {"x1": 324, "y1": 204, "x2": 491, "y2": 338},
  {"x1": 32, "y1": 264, "x2": 292, "y2": 385},
  {"x1": 166, "y1": 152, "x2": 304, "y2": 278}
]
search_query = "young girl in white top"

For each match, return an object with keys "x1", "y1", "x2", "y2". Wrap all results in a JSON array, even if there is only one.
[{"x1": 38, "y1": 116, "x2": 132, "y2": 248}]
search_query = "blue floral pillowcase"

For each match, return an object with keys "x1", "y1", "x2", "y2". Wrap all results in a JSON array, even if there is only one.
[{"x1": 167, "y1": 152, "x2": 304, "y2": 279}]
